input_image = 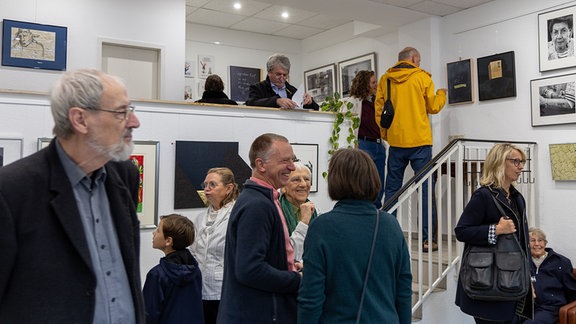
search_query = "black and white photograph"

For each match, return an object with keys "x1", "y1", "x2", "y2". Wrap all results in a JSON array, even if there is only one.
[
  {"x1": 531, "y1": 73, "x2": 576, "y2": 126},
  {"x1": 338, "y1": 53, "x2": 376, "y2": 98},
  {"x1": 539, "y1": 6, "x2": 576, "y2": 71},
  {"x1": 304, "y1": 64, "x2": 336, "y2": 104}
]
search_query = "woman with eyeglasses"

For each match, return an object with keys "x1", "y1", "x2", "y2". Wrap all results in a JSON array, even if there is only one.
[
  {"x1": 280, "y1": 161, "x2": 318, "y2": 262},
  {"x1": 455, "y1": 143, "x2": 533, "y2": 323},
  {"x1": 189, "y1": 167, "x2": 239, "y2": 324}
]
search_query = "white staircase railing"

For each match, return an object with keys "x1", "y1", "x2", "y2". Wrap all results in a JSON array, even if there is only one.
[{"x1": 382, "y1": 139, "x2": 537, "y2": 321}]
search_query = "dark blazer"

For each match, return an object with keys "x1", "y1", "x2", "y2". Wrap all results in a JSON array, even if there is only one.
[
  {"x1": 245, "y1": 76, "x2": 319, "y2": 110},
  {"x1": 0, "y1": 140, "x2": 145, "y2": 323},
  {"x1": 454, "y1": 185, "x2": 532, "y2": 321}
]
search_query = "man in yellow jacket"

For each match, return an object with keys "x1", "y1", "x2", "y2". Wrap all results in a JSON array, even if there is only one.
[{"x1": 375, "y1": 47, "x2": 447, "y2": 252}]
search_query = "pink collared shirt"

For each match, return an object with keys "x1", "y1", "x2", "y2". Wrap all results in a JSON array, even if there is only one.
[{"x1": 250, "y1": 177, "x2": 296, "y2": 272}]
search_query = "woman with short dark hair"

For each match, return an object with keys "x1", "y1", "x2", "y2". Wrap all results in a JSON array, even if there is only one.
[
  {"x1": 196, "y1": 74, "x2": 238, "y2": 105},
  {"x1": 298, "y1": 148, "x2": 412, "y2": 323}
]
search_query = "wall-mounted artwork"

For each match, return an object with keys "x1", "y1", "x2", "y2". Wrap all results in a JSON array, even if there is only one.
[
  {"x1": 174, "y1": 141, "x2": 251, "y2": 209},
  {"x1": 477, "y1": 51, "x2": 516, "y2": 101},
  {"x1": 446, "y1": 59, "x2": 473, "y2": 105},
  {"x1": 0, "y1": 138, "x2": 23, "y2": 167},
  {"x1": 338, "y1": 53, "x2": 376, "y2": 98},
  {"x1": 549, "y1": 143, "x2": 576, "y2": 180},
  {"x1": 291, "y1": 143, "x2": 319, "y2": 193},
  {"x1": 37, "y1": 137, "x2": 52, "y2": 150},
  {"x1": 530, "y1": 73, "x2": 576, "y2": 126},
  {"x1": 198, "y1": 55, "x2": 214, "y2": 79},
  {"x1": 130, "y1": 141, "x2": 160, "y2": 228},
  {"x1": 538, "y1": 6, "x2": 576, "y2": 72},
  {"x1": 304, "y1": 64, "x2": 336, "y2": 104},
  {"x1": 2, "y1": 19, "x2": 67, "y2": 71}
]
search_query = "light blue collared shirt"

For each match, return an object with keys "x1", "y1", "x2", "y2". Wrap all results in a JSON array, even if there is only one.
[
  {"x1": 56, "y1": 140, "x2": 135, "y2": 324},
  {"x1": 271, "y1": 82, "x2": 288, "y2": 98}
]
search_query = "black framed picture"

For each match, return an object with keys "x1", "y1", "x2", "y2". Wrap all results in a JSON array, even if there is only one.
[
  {"x1": 338, "y1": 53, "x2": 376, "y2": 98},
  {"x1": 304, "y1": 64, "x2": 336, "y2": 104},
  {"x1": 2, "y1": 19, "x2": 67, "y2": 71},
  {"x1": 538, "y1": 6, "x2": 576, "y2": 72},
  {"x1": 530, "y1": 73, "x2": 576, "y2": 126},
  {"x1": 446, "y1": 59, "x2": 473, "y2": 105},
  {"x1": 477, "y1": 51, "x2": 516, "y2": 101}
]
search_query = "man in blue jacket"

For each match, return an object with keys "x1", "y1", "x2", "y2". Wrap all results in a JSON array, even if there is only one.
[{"x1": 217, "y1": 133, "x2": 302, "y2": 323}]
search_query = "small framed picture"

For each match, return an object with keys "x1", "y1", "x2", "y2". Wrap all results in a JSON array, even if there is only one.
[
  {"x1": 304, "y1": 64, "x2": 336, "y2": 103},
  {"x1": 477, "y1": 51, "x2": 516, "y2": 101},
  {"x1": 446, "y1": 59, "x2": 473, "y2": 105},
  {"x1": 338, "y1": 53, "x2": 376, "y2": 98},
  {"x1": 291, "y1": 143, "x2": 319, "y2": 193},
  {"x1": 2, "y1": 19, "x2": 67, "y2": 71},
  {"x1": 530, "y1": 73, "x2": 576, "y2": 126},
  {"x1": 130, "y1": 141, "x2": 160, "y2": 228},
  {"x1": 198, "y1": 55, "x2": 214, "y2": 79},
  {"x1": 538, "y1": 6, "x2": 576, "y2": 72},
  {"x1": 0, "y1": 138, "x2": 23, "y2": 167}
]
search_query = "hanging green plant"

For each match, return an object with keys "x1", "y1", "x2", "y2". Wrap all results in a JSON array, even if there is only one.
[{"x1": 321, "y1": 92, "x2": 360, "y2": 178}]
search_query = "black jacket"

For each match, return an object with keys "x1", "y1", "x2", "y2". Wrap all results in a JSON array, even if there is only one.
[
  {"x1": 196, "y1": 90, "x2": 238, "y2": 105},
  {"x1": 245, "y1": 76, "x2": 319, "y2": 110}
]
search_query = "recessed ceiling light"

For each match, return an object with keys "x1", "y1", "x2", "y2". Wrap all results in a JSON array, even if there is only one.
[
  {"x1": 281, "y1": 11, "x2": 289, "y2": 19},
  {"x1": 214, "y1": 41, "x2": 221, "y2": 45},
  {"x1": 233, "y1": 2, "x2": 241, "y2": 9}
]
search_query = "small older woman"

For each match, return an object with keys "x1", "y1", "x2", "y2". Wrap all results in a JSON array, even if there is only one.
[
  {"x1": 190, "y1": 167, "x2": 239, "y2": 324},
  {"x1": 455, "y1": 143, "x2": 533, "y2": 323},
  {"x1": 523, "y1": 227, "x2": 576, "y2": 324},
  {"x1": 298, "y1": 148, "x2": 412, "y2": 323},
  {"x1": 280, "y1": 161, "x2": 318, "y2": 261}
]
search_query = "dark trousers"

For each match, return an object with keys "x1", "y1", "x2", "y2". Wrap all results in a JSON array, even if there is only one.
[{"x1": 203, "y1": 300, "x2": 220, "y2": 324}]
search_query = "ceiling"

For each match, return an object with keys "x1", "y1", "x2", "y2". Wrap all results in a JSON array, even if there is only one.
[{"x1": 186, "y1": 0, "x2": 495, "y2": 40}]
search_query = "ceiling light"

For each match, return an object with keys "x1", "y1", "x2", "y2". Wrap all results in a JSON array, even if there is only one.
[
  {"x1": 213, "y1": 41, "x2": 221, "y2": 45},
  {"x1": 233, "y1": 2, "x2": 241, "y2": 9},
  {"x1": 281, "y1": 11, "x2": 289, "y2": 19}
]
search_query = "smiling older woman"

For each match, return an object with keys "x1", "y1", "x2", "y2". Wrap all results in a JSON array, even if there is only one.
[{"x1": 280, "y1": 161, "x2": 318, "y2": 262}]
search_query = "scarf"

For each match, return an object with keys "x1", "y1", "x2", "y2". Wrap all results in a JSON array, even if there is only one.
[{"x1": 279, "y1": 193, "x2": 318, "y2": 235}]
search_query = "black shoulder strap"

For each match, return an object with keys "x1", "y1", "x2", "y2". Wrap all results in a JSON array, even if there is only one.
[
  {"x1": 356, "y1": 210, "x2": 380, "y2": 324},
  {"x1": 387, "y1": 78, "x2": 391, "y2": 100}
]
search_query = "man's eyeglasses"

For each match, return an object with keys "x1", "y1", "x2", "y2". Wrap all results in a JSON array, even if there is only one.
[
  {"x1": 85, "y1": 104, "x2": 136, "y2": 120},
  {"x1": 506, "y1": 158, "x2": 526, "y2": 167},
  {"x1": 201, "y1": 181, "x2": 221, "y2": 190}
]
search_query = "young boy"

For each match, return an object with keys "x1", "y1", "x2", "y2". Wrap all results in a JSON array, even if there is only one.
[{"x1": 143, "y1": 214, "x2": 204, "y2": 323}]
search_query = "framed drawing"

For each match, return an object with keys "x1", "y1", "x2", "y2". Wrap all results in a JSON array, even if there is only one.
[
  {"x1": 130, "y1": 141, "x2": 160, "y2": 228},
  {"x1": 530, "y1": 73, "x2": 576, "y2": 126},
  {"x1": 338, "y1": 53, "x2": 376, "y2": 98},
  {"x1": 0, "y1": 138, "x2": 23, "y2": 167},
  {"x1": 304, "y1": 64, "x2": 336, "y2": 103},
  {"x1": 198, "y1": 54, "x2": 214, "y2": 79},
  {"x1": 291, "y1": 143, "x2": 319, "y2": 193},
  {"x1": 477, "y1": 51, "x2": 516, "y2": 101},
  {"x1": 538, "y1": 6, "x2": 576, "y2": 72},
  {"x1": 2, "y1": 19, "x2": 67, "y2": 71},
  {"x1": 549, "y1": 143, "x2": 576, "y2": 180},
  {"x1": 446, "y1": 59, "x2": 473, "y2": 105}
]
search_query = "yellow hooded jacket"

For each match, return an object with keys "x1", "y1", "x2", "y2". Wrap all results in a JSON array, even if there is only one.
[{"x1": 375, "y1": 61, "x2": 446, "y2": 148}]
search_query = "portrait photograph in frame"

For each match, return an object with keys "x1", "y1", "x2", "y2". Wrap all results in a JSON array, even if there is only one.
[
  {"x1": 0, "y1": 138, "x2": 23, "y2": 167},
  {"x1": 538, "y1": 6, "x2": 576, "y2": 72},
  {"x1": 304, "y1": 64, "x2": 336, "y2": 104},
  {"x1": 530, "y1": 73, "x2": 576, "y2": 126},
  {"x1": 338, "y1": 53, "x2": 376, "y2": 98},
  {"x1": 446, "y1": 59, "x2": 474, "y2": 105},
  {"x1": 130, "y1": 141, "x2": 160, "y2": 228},
  {"x1": 2, "y1": 19, "x2": 67, "y2": 71},
  {"x1": 477, "y1": 51, "x2": 516, "y2": 101},
  {"x1": 291, "y1": 143, "x2": 319, "y2": 193}
]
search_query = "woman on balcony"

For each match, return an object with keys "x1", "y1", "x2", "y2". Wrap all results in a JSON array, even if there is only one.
[{"x1": 455, "y1": 143, "x2": 533, "y2": 323}]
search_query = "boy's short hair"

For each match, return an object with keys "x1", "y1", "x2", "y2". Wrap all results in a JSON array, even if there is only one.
[{"x1": 159, "y1": 214, "x2": 195, "y2": 250}]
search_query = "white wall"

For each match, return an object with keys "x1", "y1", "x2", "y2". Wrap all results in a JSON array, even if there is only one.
[{"x1": 0, "y1": 0, "x2": 185, "y2": 100}]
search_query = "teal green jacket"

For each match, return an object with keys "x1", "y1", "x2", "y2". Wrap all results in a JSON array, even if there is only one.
[{"x1": 298, "y1": 199, "x2": 412, "y2": 324}]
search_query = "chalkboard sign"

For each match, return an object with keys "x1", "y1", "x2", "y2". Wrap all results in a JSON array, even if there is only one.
[{"x1": 229, "y1": 66, "x2": 261, "y2": 102}]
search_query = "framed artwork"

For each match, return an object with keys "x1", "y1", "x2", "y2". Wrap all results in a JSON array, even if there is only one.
[
  {"x1": 538, "y1": 6, "x2": 576, "y2": 72},
  {"x1": 304, "y1": 64, "x2": 336, "y2": 103},
  {"x1": 530, "y1": 73, "x2": 576, "y2": 126},
  {"x1": 37, "y1": 137, "x2": 52, "y2": 150},
  {"x1": 549, "y1": 143, "x2": 576, "y2": 180},
  {"x1": 477, "y1": 51, "x2": 516, "y2": 101},
  {"x1": 2, "y1": 19, "x2": 67, "y2": 71},
  {"x1": 185, "y1": 60, "x2": 195, "y2": 77},
  {"x1": 446, "y1": 59, "x2": 474, "y2": 105},
  {"x1": 338, "y1": 53, "x2": 376, "y2": 98},
  {"x1": 0, "y1": 138, "x2": 23, "y2": 167},
  {"x1": 198, "y1": 54, "x2": 214, "y2": 79},
  {"x1": 229, "y1": 65, "x2": 261, "y2": 102},
  {"x1": 130, "y1": 141, "x2": 160, "y2": 228},
  {"x1": 291, "y1": 143, "x2": 319, "y2": 193}
]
